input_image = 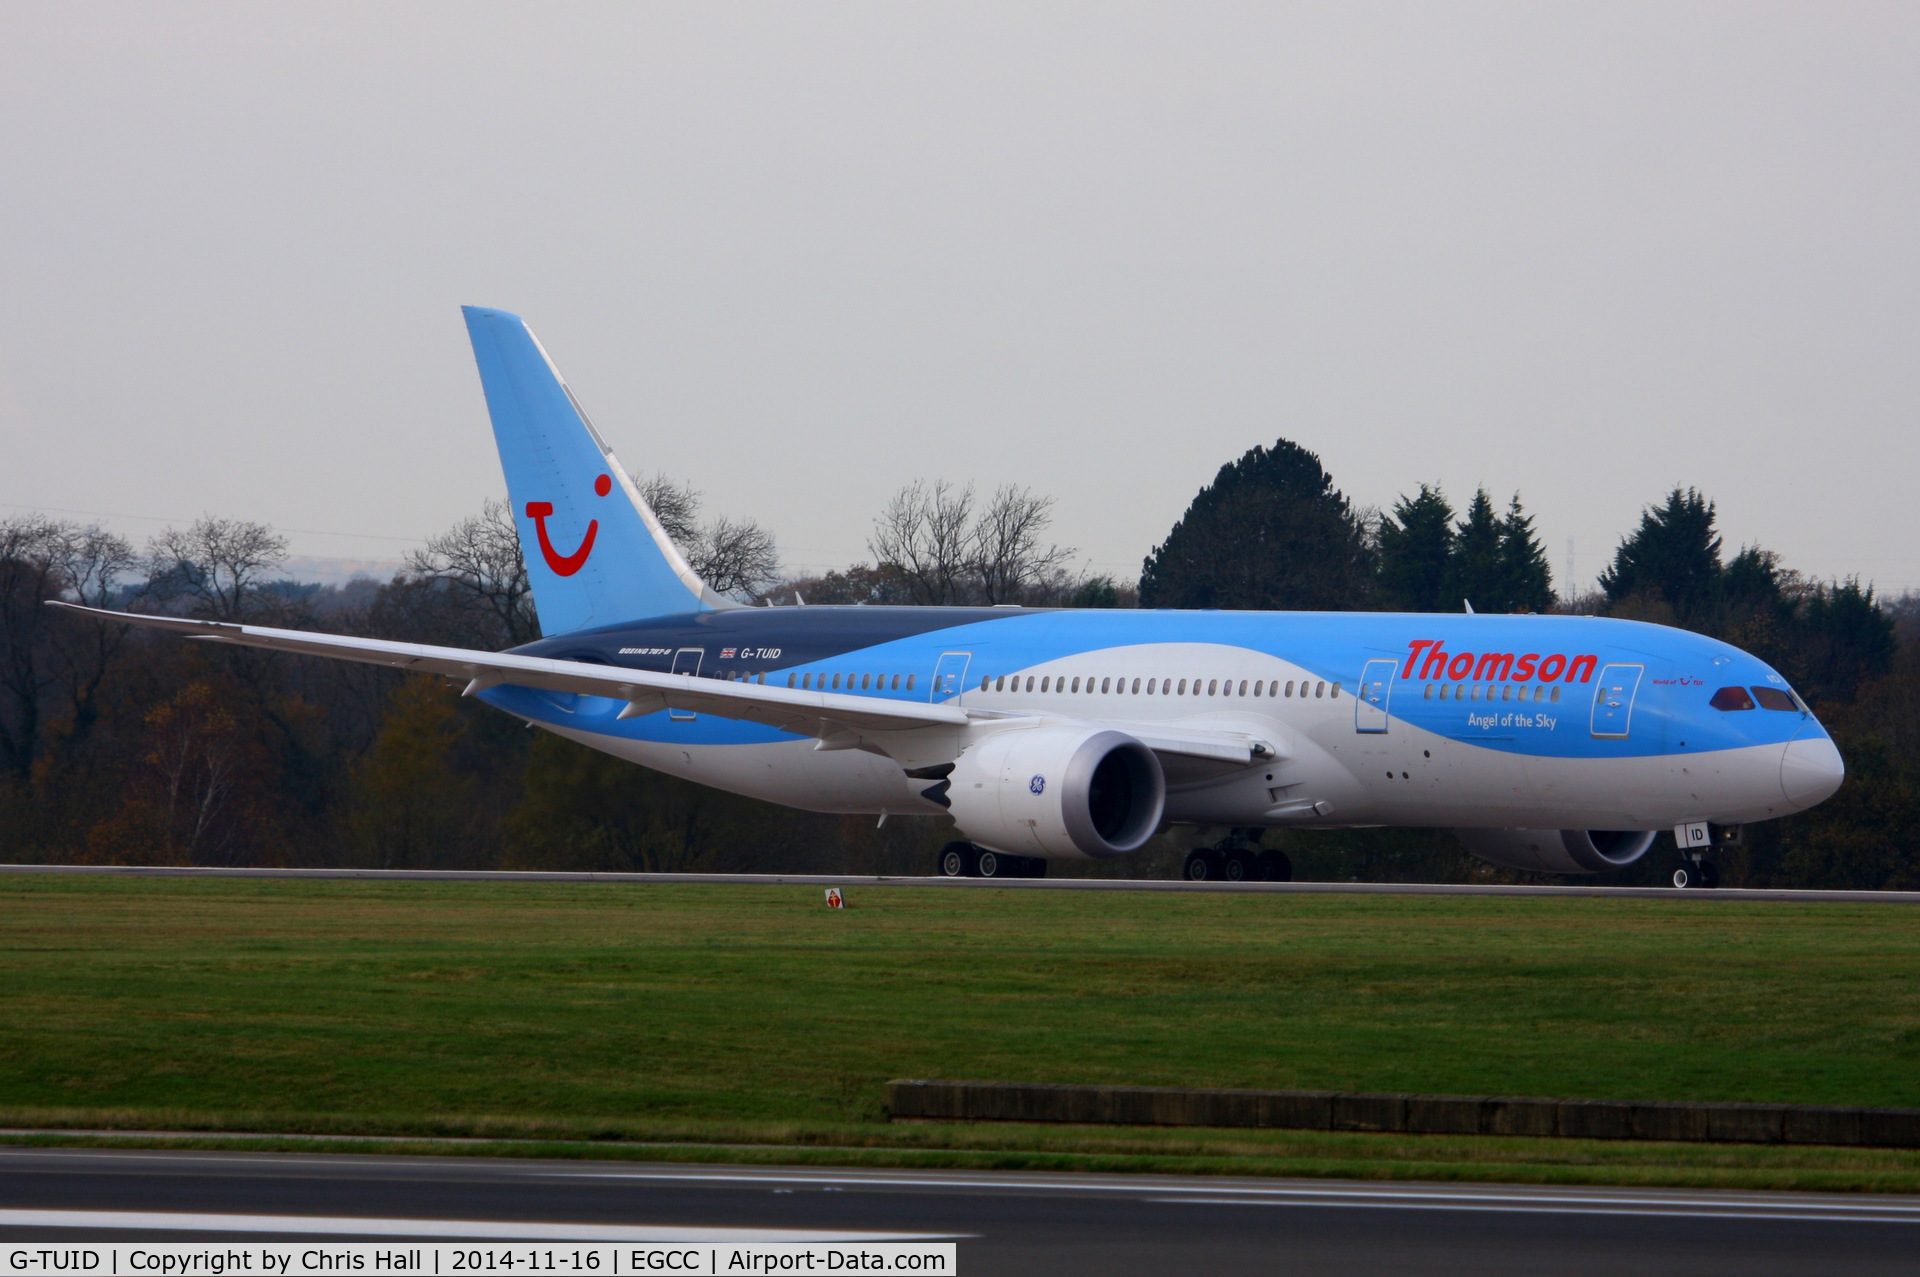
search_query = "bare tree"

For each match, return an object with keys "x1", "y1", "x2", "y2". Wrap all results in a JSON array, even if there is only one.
[
  {"x1": 47, "y1": 524, "x2": 138, "y2": 755},
  {"x1": 866, "y1": 480, "x2": 1075, "y2": 606},
  {"x1": 869, "y1": 480, "x2": 978, "y2": 605},
  {"x1": 0, "y1": 515, "x2": 66, "y2": 781},
  {"x1": 146, "y1": 517, "x2": 289, "y2": 621},
  {"x1": 637, "y1": 474, "x2": 702, "y2": 546},
  {"x1": 635, "y1": 472, "x2": 782, "y2": 601},
  {"x1": 973, "y1": 484, "x2": 1075, "y2": 604},
  {"x1": 695, "y1": 515, "x2": 782, "y2": 599},
  {"x1": 405, "y1": 498, "x2": 539, "y2": 648}
]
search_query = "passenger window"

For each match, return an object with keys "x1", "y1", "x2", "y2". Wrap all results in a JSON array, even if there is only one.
[
  {"x1": 1424, "y1": 683, "x2": 1432, "y2": 700},
  {"x1": 892, "y1": 674, "x2": 901, "y2": 690},
  {"x1": 1177, "y1": 679, "x2": 1187, "y2": 695},
  {"x1": 1284, "y1": 681, "x2": 1293, "y2": 697},
  {"x1": 1207, "y1": 680, "x2": 1218, "y2": 696},
  {"x1": 907, "y1": 675, "x2": 916, "y2": 691},
  {"x1": 831, "y1": 674, "x2": 841, "y2": 690},
  {"x1": 1549, "y1": 686, "x2": 1559, "y2": 703},
  {"x1": 858, "y1": 674, "x2": 868, "y2": 690},
  {"x1": 1071, "y1": 678, "x2": 1081, "y2": 693},
  {"x1": 1253, "y1": 681, "x2": 1263, "y2": 698},
  {"x1": 1470, "y1": 685, "x2": 1479, "y2": 701},
  {"x1": 1710, "y1": 686, "x2": 1757, "y2": 711},
  {"x1": 1752, "y1": 686, "x2": 1798, "y2": 711},
  {"x1": 1502, "y1": 685, "x2": 1512, "y2": 702},
  {"x1": 1089, "y1": 676, "x2": 1097, "y2": 693},
  {"x1": 1238, "y1": 680, "x2": 1248, "y2": 696},
  {"x1": 1533, "y1": 686, "x2": 1544, "y2": 702},
  {"x1": 980, "y1": 675, "x2": 990, "y2": 691},
  {"x1": 995, "y1": 676, "x2": 1004, "y2": 692},
  {"x1": 1130, "y1": 678, "x2": 1140, "y2": 694},
  {"x1": 1455, "y1": 683, "x2": 1465, "y2": 699},
  {"x1": 1331, "y1": 682, "x2": 1340, "y2": 698},
  {"x1": 1315, "y1": 681, "x2": 1326, "y2": 698},
  {"x1": 1101, "y1": 678, "x2": 1111, "y2": 693},
  {"x1": 1041, "y1": 676, "x2": 1050, "y2": 692}
]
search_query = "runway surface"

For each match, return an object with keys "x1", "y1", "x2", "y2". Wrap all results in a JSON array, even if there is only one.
[
  {"x1": 2, "y1": 1148, "x2": 1917, "y2": 1275},
  {"x1": 5, "y1": 863, "x2": 1916, "y2": 903}
]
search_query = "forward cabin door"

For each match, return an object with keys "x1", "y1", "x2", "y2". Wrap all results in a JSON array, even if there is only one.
[
  {"x1": 669, "y1": 647, "x2": 704, "y2": 720},
  {"x1": 1355, "y1": 659, "x2": 1397, "y2": 733},
  {"x1": 1589, "y1": 664, "x2": 1645, "y2": 739},
  {"x1": 931, "y1": 651, "x2": 971, "y2": 704}
]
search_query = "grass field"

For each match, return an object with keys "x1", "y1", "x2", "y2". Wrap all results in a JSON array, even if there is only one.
[{"x1": 4, "y1": 874, "x2": 1919, "y2": 1191}]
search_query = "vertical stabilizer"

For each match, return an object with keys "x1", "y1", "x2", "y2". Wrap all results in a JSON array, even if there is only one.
[{"x1": 462, "y1": 306, "x2": 736, "y2": 635}]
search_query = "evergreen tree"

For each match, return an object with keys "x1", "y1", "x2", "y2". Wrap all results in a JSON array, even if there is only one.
[
  {"x1": 1138, "y1": 439, "x2": 1373, "y2": 610},
  {"x1": 1496, "y1": 494, "x2": 1555, "y2": 613},
  {"x1": 1444, "y1": 489, "x2": 1505, "y2": 613},
  {"x1": 1374, "y1": 484, "x2": 1454, "y2": 611},
  {"x1": 1600, "y1": 487, "x2": 1723, "y2": 621}
]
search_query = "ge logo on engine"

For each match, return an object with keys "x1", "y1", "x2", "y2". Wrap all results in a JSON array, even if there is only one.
[{"x1": 1030, "y1": 775, "x2": 1046, "y2": 795}]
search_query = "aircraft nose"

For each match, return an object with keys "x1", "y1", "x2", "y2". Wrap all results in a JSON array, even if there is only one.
[{"x1": 1780, "y1": 734, "x2": 1845, "y2": 808}]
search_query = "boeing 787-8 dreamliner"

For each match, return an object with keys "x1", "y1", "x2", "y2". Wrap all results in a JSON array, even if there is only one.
[{"x1": 56, "y1": 308, "x2": 1845, "y2": 886}]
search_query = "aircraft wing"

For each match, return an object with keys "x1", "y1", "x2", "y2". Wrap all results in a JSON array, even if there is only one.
[
  {"x1": 46, "y1": 602, "x2": 966, "y2": 738},
  {"x1": 48, "y1": 603, "x2": 1273, "y2": 764}
]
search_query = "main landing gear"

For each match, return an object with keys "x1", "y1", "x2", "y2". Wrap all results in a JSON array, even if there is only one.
[
  {"x1": 937, "y1": 841, "x2": 1048, "y2": 879},
  {"x1": 1182, "y1": 831, "x2": 1291, "y2": 883}
]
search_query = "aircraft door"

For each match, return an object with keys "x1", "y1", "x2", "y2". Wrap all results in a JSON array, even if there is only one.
[
  {"x1": 931, "y1": 651, "x2": 971, "y2": 703},
  {"x1": 669, "y1": 647, "x2": 703, "y2": 721},
  {"x1": 1355, "y1": 659, "x2": 1397, "y2": 733},
  {"x1": 1589, "y1": 663, "x2": 1644, "y2": 739}
]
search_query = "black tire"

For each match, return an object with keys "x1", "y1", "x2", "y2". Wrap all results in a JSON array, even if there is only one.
[
  {"x1": 1672, "y1": 866, "x2": 1692, "y2": 889},
  {"x1": 1698, "y1": 860, "x2": 1721, "y2": 889},
  {"x1": 938, "y1": 842, "x2": 973, "y2": 878},
  {"x1": 1182, "y1": 849, "x2": 1222, "y2": 881},
  {"x1": 976, "y1": 850, "x2": 1002, "y2": 877},
  {"x1": 1256, "y1": 849, "x2": 1293, "y2": 882},
  {"x1": 1223, "y1": 851, "x2": 1255, "y2": 882}
]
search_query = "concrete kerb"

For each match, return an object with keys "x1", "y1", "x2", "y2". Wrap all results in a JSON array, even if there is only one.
[{"x1": 882, "y1": 1080, "x2": 1920, "y2": 1149}]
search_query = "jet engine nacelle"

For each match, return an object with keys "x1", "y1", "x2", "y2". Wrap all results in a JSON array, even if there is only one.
[
  {"x1": 1454, "y1": 827, "x2": 1658, "y2": 875},
  {"x1": 945, "y1": 726, "x2": 1166, "y2": 860}
]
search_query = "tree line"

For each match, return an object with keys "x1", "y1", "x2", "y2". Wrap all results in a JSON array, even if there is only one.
[{"x1": 1, "y1": 437, "x2": 1913, "y2": 887}]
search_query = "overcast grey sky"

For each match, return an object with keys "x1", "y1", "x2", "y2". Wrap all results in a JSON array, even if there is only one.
[{"x1": 3, "y1": 3, "x2": 1916, "y2": 593}]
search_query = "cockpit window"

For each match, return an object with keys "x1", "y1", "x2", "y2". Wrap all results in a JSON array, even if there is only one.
[
  {"x1": 1752, "y1": 686, "x2": 1799, "y2": 711},
  {"x1": 1709, "y1": 686, "x2": 1756, "y2": 711}
]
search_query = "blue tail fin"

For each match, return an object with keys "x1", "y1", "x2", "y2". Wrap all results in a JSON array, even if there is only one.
[{"x1": 462, "y1": 306, "x2": 734, "y2": 635}]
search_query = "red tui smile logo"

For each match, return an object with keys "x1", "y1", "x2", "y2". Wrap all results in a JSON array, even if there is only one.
[{"x1": 526, "y1": 473, "x2": 612, "y2": 577}]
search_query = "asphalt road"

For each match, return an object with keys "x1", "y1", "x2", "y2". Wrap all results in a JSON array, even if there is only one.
[
  {"x1": 5, "y1": 863, "x2": 1917, "y2": 903},
  {"x1": 2, "y1": 1148, "x2": 1917, "y2": 1275}
]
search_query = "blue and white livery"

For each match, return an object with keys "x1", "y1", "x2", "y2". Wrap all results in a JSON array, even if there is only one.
[{"x1": 60, "y1": 308, "x2": 1845, "y2": 884}]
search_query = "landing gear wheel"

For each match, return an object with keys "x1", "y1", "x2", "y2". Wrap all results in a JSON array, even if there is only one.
[
  {"x1": 976, "y1": 850, "x2": 1002, "y2": 878},
  {"x1": 1697, "y1": 860, "x2": 1721, "y2": 889},
  {"x1": 1672, "y1": 866, "x2": 1692, "y2": 889},
  {"x1": 1182, "y1": 849, "x2": 1224, "y2": 881},
  {"x1": 1223, "y1": 851, "x2": 1256, "y2": 882},
  {"x1": 1256, "y1": 849, "x2": 1293, "y2": 882},
  {"x1": 938, "y1": 842, "x2": 975, "y2": 878}
]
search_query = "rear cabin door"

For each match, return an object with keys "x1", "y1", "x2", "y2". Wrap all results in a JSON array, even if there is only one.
[
  {"x1": 931, "y1": 651, "x2": 971, "y2": 704},
  {"x1": 1589, "y1": 663, "x2": 1644, "y2": 739},
  {"x1": 1355, "y1": 658, "x2": 1397, "y2": 733},
  {"x1": 669, "y1": 647, "x2": 704, "y2": 720}
]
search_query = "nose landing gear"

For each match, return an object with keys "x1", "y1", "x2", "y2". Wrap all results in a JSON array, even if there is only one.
[{"x1": 1672, "y1": 856, "x2": 1721, "y2": 889}]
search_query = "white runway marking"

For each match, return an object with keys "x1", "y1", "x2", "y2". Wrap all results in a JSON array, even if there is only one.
[
  {"x1": 553, "y1": 1168, "x2": 1920, "y2": 1223},
  {"x1": 0, "y1": 1209, "x2": 948, "y2": 1242}
]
